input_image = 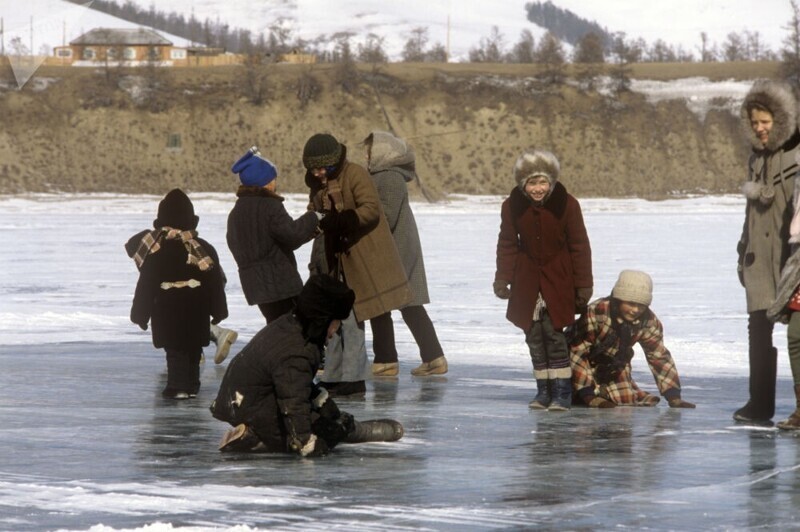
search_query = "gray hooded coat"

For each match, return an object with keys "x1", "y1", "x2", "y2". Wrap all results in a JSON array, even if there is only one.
[
  {"x1": 367, "y1": 130, "x2": 430, "y2": 307},
  {"x1": 738, "y1": 79, "x2": 800, "y2": 313}
]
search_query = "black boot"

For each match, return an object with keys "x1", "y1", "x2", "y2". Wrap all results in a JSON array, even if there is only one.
[
  {"x1": 343, "y1": 419, "x2": 404, "y2": 443},
  {"x1": 528, "y1": 379, "x2": 551, "y2": 409}
]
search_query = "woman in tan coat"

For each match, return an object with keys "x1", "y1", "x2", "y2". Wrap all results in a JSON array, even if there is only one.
[{"x1": 304, "y1": 133, "x2": 412, "y2": 396}]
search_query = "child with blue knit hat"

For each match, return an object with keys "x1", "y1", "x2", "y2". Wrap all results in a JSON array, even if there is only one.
[{"x1": 227, "y1": 146, "x2": 322, "y2": 323}]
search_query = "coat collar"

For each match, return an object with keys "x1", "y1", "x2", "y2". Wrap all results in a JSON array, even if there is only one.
[
  {"x1": 509, "y1": 181, "x2": 568, "y2": 219},
  {"x1": 236, "y1": 185, "x2": 284, "y2": 201}
]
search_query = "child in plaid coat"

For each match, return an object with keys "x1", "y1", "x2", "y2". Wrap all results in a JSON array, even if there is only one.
[{"x1": 569, "y1": 270, "x2": 695, "y2": 408}]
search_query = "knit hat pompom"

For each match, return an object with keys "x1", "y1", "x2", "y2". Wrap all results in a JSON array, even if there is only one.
[
  {"x1": 232, "y1": 146, "x2": 278, "y2": 187},
  {"x1": 303, "y1": 133, "x2": 343, "y2": 170},
  {"x1": 154, "y1": 188, "x2": 199, "y2": 230},
  {"x1": 514, "y1": 150, "x2": 560, "y2": 189},
  {"x1": 611, "y1": 270, "x2": 653, "y2": 306}
]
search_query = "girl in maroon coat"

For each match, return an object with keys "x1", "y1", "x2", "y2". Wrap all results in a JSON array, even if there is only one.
[{"x1": 494, "y1": 150, "x2": 593, "y2": 410}]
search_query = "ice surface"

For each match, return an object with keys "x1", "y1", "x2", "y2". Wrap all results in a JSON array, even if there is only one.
[{"x1": 1, "y1": 194, "x2": 799, "y2": 531}]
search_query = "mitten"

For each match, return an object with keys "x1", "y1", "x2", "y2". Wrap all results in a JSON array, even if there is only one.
[
  {"x1": 137, "y1": 321, "x2": 148, "y2": 331},
  {"x1": 668, "y1": 398, "x2": 696, "y2": 409},
  {"x1": 586, "y1": 396, "x2": 616, "y2": 408},
  {"x1": 319, "y1": 209, "x2": 340, "y2": 233},
  {"x1": 575, "y1": 286, "x2": 593, "y2": 311},
  {"x1": 493, "y1": 280, "x2": 511, "y2": 299},
  {"x1": 297, "y1": 434, "x2": 329, "y2": 457}
]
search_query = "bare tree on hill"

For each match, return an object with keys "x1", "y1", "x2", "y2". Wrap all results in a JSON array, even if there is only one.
[
  {"x1": 573, "y1": 32, "x2": 604, "y2": 90},
  {"x1": 782, "y1": 0, "x2": 800, "y2": 82},
  {"x1": 535, "y1": 32, "x2": 566, "y2": 85}
]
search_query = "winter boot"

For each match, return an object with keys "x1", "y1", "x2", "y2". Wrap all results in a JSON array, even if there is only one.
[
  {"x1": 528, "y1": 378, "x2": 551, "y2": 410},
  {"x1": 547, "y1": 367, "x2": 573, "y2": 411},
  {"x1": 411, "y1": 356, "x2": 448, "y2": 376},
  {"x1": 219, "y1": 423, "x2": 263, "y2": 452},
  {"x1": 372, "y1": 362, "x2": 400, "y2": 377},
  {"x1": 777, "y1": 385, "x2": 800, "y2": 431},
  {"x1": 343, "y1": 419, "x2": 404, "y2": 443},
  {"x1": 210, "y1": 323, "x2": 238, "y2": 365}
]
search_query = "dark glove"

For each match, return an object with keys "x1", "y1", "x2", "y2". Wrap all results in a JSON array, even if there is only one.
[
  {"x1": 585, "y1": 396, "x2": 616, "y2": 408},
  {"x1": 320, "y1": 209, "x2": 359, "y2": 235},
  {"x1": 575, "y1": 286, "x2": 593, "y2": 312},
  {"x1": 736, "y1": 240, "x2": 746, "y2": 287},
  {"x1": 668, "y1": 398, "x2": 696, "y2": 409},
  {"x1": 137, "y1": 321, "x2": 148, "y2": 331},
  {"x1": 493, "y1": 280, "x2": 511, "y2": 299}
]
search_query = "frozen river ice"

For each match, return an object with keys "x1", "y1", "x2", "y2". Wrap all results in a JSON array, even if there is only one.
[{"x1": 1, "y1": 194, "x2": 799, "y2": 530}]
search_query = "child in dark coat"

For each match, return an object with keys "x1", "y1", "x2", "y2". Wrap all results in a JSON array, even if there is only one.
[{"x1": 130, "y1": 189, "x2": 229, "y2": 400}]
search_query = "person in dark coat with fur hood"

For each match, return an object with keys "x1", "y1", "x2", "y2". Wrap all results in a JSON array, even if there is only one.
[
  {"x1": 210, "y1": 275, "x2": 404, "y2": 455},
  {"x1": 130, "y1": 189, "x2": 229, "y2": 400},
  {"x1": 494, "y1": 150, "x2": 593, "y2": 411},
  {"x1": 227, "y1": 146, "x2": 321, "y2": 324},
  {"x1": 363, "y1": 130, "x2": 448, "y2": 377},
  {"x1": 734, "y1": 79, "x2": 800, "y2": 425}
]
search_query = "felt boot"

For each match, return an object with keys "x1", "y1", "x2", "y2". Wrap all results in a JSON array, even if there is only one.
[
  {"x1": 528, "y1": 379, "x2": 551, "y2": 410},
  {"x1": 344, "y1": 419, "x2": 404, "y2": 443}
]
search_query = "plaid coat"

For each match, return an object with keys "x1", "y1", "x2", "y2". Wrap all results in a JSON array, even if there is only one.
[{"x1": 569, "y1": 298, "x2": 682, "y2": 405}]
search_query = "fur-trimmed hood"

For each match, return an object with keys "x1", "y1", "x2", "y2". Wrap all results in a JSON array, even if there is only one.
[
  {"x1": 740, "y1": 79, "x2": 799, "y2": 152},
  {"x1": 366, "y1": 130, "x2": 416, "y2": 180}
]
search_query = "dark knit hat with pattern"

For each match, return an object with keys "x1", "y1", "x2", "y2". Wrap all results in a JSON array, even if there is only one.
[{"x1": 302, "y1": 133, "x2": 343, "y2": 169}]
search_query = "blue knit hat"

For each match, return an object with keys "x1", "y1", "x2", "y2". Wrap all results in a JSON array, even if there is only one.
[{"x1": 232, "y1": 146, "x2": 278, "y2": 187}]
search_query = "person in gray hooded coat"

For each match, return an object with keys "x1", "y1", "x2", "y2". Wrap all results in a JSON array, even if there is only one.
[
  {"x1": 735, "y1": 79, "x2": 800, "y2": 424},
  {"x1": 363, "y1": 131, "x2": 447, "y2": 377}
]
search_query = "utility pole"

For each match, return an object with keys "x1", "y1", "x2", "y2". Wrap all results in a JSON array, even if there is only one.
[{"x1": 1, "y1": 17, "x2": 4, "y2": 56}]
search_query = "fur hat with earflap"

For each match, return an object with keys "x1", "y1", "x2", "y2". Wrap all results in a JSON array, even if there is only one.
[{"x1": 514, "y1": 150, "x2": 560, "y2": 202}]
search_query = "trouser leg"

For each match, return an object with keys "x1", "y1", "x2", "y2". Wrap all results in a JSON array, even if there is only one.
[
  {"x1": 370, "y1": 312, "x2": 398, "y2": 364},
  {"x1": 748, "y1": 310, "x2": 776, "y2": 419},
  {"x1": 400, "y1": 305, "x2": 444, "y2": 363},
  {"x1": 525, "y1": 321, "x2": 548, "y2": 380},
  {"x1": 787, "y1": 312, "x2": 800, "y2": 387}
]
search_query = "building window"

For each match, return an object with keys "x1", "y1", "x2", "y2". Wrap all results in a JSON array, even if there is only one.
[
  {"x1": 82, "y1": 48, "x2": 95, "y2": 60},
  {"x1": 166, "y1": 133, "x2": 182, "y2": 151},
  {"x1": 123, "y1": 47, "x2": 136, "y2": 60},
  {"x1": 56, "y1": 49, "x2": 72, "y2": 58},
  {"x1": 106, "y1": 47, "x2": 119, "y2": 60},
  {"x1": 170, "y1": 48, "x2": 186, "y2": 60},
  {"x1": 147, "y1": 47, "x2": 159, "y2": 61}
]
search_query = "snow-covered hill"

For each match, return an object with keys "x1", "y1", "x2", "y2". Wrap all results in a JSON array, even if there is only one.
[
  {"x1": 1, "y1": 1, "x2": 793, "y2": 63},
  {"x1": 107, "y1": 0, "x2": 793, "y2": 61}
]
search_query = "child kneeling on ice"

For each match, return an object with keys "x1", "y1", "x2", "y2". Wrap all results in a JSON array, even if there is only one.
[
  {"x1": 210, "y1": 275, "x2": 404, "y2": 455},
  {"x1": 569, "y1": 270, "x2": 695, "y2": 409}
]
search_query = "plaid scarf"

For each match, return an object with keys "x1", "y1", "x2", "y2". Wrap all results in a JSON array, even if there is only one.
[
  {"x1": 132, "y1": 228, "x2": 214, "y2": 271},
  {"x1": 311, "y1": 174, "x2": 345, "y2": 213}
]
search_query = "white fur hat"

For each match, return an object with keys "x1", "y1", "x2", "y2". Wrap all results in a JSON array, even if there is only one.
[
  {"x1": 611, "y1": 270, "x2": 653, "y2": 306},
  {"x1": 513, "y1": 150, "x2": 560, "y2": 188}
]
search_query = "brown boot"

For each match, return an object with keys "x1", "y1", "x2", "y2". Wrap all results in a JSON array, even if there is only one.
[
  {"x1": 777, "y1": 385, "x2": 800, "y2": 431},
  {"x1": 411, "y1": 356, "x2": 448, "y2": 376}
]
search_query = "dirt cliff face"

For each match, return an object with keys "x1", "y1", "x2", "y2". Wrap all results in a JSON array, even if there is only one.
[{"x1": 0, "y1": 62, "x2": 755, "y2": 198}]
